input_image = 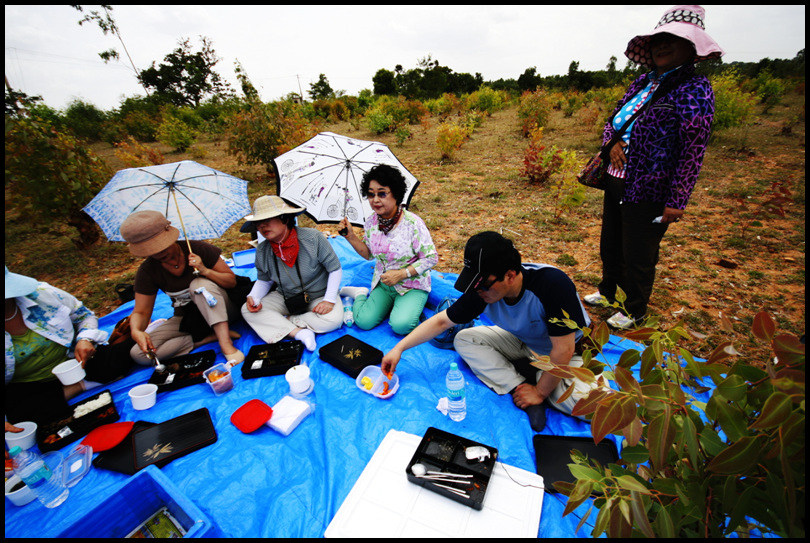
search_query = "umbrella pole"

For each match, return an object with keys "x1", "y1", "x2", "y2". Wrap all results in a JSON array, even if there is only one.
[{"x1": 170, "y1": 189, "x2": 199, "y2": 275}]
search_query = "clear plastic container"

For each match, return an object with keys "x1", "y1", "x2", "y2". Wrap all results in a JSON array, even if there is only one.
[
  {"x1": 342, "y1": 297, "x2": 354, "y2": 327},
  {"x1": 203, "y1": 363, "x2": 234, "y2": 395},
  {"x1": 9, "y1": 446, "x2": 69, "y2": 508}
]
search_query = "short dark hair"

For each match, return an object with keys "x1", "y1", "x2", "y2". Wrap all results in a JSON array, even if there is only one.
[{"x1": 360, "y1": 164, "x2": 408, "y2": 205}]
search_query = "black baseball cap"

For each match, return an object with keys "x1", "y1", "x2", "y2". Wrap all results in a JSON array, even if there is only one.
[{"x1": 454, "y1": 231, "x2": 520, "y2": 293}]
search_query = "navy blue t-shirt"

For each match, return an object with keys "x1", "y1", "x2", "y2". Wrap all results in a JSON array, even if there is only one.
[{"x1": 446, "y1": 264, "x2": 590, "y2": 356}]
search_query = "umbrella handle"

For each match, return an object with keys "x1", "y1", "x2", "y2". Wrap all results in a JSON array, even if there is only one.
[{"x1": 171, "y1": 189, "x2": 199, "y2": 275}]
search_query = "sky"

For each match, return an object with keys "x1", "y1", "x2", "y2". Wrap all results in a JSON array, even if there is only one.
[{"x1": 5, "y1": 5, "x2": 806, "y2": 112}]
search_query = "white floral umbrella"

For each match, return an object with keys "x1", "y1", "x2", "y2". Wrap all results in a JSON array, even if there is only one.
[
  {"x1": 274, "y1": 132, "x2": 419, "y2": 226},
  {"x1": 83, "y1": 160, "x2": 251, "y2": 242}
]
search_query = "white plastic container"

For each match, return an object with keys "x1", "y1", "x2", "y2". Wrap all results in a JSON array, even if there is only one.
[
  {"x1": 5, "y1": 474, "x2": 37, "y2": 506},
  {"x1": 285, "y1": 364, "x2": 313, "y2": 396},
  {"x1": 129, "y1": 384, "x2": 158, "y2": 410},
  {"x1": 355, "y1": 366, "x2": 399, "y2": 399},
  {"x1": 52, "y1": 359, "x2": 86, "y2": 385},
  {"x1": 5, "y1": 421, "x2": 37, "y2": 451}
]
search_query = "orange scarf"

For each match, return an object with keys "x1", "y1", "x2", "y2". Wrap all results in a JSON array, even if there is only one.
[{"x1": 271, "y1": 227, "x2": 299, "y2": 267}]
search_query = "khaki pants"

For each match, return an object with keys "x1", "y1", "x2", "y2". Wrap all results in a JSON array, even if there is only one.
[
  {"x1": 241, "y1": 290, "x2": 343, "y2": 345},
  {"x1": 130, "y1": 277, "x2": 238, "y2": 365},
  {"x1": 453, "y1": 326, "x2": 599, "y2": 420}
]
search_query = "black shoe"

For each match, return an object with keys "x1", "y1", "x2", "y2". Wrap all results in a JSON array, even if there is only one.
[{"x1": 525, "y1": 403, "x2": 547, "y2": 432}]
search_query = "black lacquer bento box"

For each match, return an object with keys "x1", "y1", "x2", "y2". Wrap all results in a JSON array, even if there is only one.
[
  {"x1": 241, "y1": 340, "x2": 304, "y2": 380},
  {"x1": 37, "y1": 389, "x2": 120, "y2": 452},
  {"x1": 405, "y1": 427, "x2": 499, "y2": 510},
  {"x1": 147, "y1": 350, "x2": 216, "y2": 392}
]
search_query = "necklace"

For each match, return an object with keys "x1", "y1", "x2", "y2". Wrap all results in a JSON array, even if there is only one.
[{"x1": 5, "y1": 304, "x2": 19, "y2": 322}]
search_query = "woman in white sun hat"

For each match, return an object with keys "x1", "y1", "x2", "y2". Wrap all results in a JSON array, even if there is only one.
[
  {"x1": 240, "y1": 195, "x2": 344, "y2": 351},
  {"x1": 584, "y1": 5, "x2": 723, "y2": 330}
]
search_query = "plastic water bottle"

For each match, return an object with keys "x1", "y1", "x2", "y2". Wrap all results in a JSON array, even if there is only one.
[
  {"x1": 342, "y1": 297, "x2": 354, "y2": 327},
  {"x1": 9, "y1": 446, "x2": 69, "y2": 508},
  {"x1": 446, "y1": 362, "x2": 466, "y2": 422}
]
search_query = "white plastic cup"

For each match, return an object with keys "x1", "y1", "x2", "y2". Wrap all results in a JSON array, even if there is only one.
[
  {"x1": 52, "y1": 359, "x2": 86, "y2": 385},
  {"x1": 129, "y1": 383, "x2": 158, "y2": 410},
  {"x1": 5, "y1": 421, "x2": 37, "y2": 451},
  {"x1": 285, "y1": 365, "x2": 313, "y2": 396},
  {"x1": 5, "y1": 474, "x2": 37, "y2": 506}
]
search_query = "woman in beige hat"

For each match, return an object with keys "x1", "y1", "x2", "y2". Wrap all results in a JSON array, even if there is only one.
[
  {"x1": 119, "y1": 210, "x2": 245, "y2": 365},
  {"x1": 240, "y1": 195, "x2": 344, "y2": 351}
]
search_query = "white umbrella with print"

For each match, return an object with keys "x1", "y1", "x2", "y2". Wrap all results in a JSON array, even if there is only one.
[{"x1": 273, "y1": 132, "x2": 420, "y2": 227}]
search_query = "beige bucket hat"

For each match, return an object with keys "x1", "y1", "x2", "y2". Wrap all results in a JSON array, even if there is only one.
[
  {"x1": 119, "y1": 210, "x2": 180, "y2": 257},
  {"x1": 239, "y1": 196, "x2": 305, "y2": 233}
]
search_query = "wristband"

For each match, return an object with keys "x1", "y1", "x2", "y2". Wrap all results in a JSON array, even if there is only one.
[{"x1": 405, "y1": 267, "x2": 413, "y2": 278}]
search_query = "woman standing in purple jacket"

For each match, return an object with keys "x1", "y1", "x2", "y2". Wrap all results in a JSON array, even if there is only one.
[{"x1": 584, "y1": 5, "x2": 724, "y2": 329}]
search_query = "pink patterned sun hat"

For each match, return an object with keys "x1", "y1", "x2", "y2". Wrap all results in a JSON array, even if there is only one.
[{"x1": 625, "y1": 5, "x2": 724, "y2": 69}]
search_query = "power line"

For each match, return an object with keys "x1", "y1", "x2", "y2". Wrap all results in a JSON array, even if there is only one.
[{"x1": 4, "y1": 46, "x2": 133, "y2": 71}]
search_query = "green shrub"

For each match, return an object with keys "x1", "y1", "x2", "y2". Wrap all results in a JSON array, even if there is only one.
[
  {"x1": 366, "y1": 110, "x2": 395, "y2": 134},
  {"x1": 156, "y1": 116, "x2": 196, "y2": 152},
  {"x1": 711, "y1": 70, "x2": 758, "y2": 130},
  {"x1": 550, "y1": 310, "x2": 805, "y2": 538},
  {"x1": 62, "y1": 99, "x2": 108, "y2": 142},
  {"x1": 436, "y1": 120, "x2": 470, "y2": 161},
  {"x1": 518, "y1": 89, "x2": 553, "y2": 136},
  {"x1": 5, "y1": 117, "x2": 111, "y2": 247},
  {"x1": 226, "y1": 100, "x2": 317, "y2": 174},
  {"x1": 754, "y1": 70, "x2": 786, "y2": 110},
  {"x1": 425, "y1": 92, "x2": 460, "y2": 116},
  {"x1": 464, "y1": 86, "x2": 506, "y2": 116}
]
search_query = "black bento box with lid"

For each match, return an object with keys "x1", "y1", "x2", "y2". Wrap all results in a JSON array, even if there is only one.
[
  {"x1": 405, "y1": 427, "x2": 499, "y2": 510},
  {"x1": 241, "y1": 340, "x2": 304, "y2": 379},
  {"x1": 37, "y1": 389, "x2": 120, "y2": 452},
  {"x1": 147, "y1": 350, "x2": 216, "y2": 392},
  {"x1": 318, "y1": 335, "x2": 383, "y2": 378}
]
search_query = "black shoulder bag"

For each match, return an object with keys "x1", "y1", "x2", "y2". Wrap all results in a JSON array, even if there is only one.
[{"x1": 272, "y1": 253, "x2": 311, "y2": 315}]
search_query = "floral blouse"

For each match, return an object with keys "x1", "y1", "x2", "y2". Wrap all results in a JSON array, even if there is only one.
[
  {"x1": 5, "y1": 282, "x2": 108, "y2": 384},
  {"x1": 363, "y1": 210, "x2": 439, "y2": 295}
]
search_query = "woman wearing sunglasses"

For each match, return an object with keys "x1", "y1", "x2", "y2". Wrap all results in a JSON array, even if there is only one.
[{"x1": 338, "y1": 164, "x2": 438, "y2": 335}]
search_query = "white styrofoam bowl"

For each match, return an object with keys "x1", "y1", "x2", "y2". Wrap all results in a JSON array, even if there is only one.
[
  {"x1": 5, "y1": 474, "x2": 36, "y2": 506},
  {"x1": 129, "y1": 383, "x2": 158, "y2": 410},
  {"x1": 52, "y1": 359, "x2": 86, "y2": 385},
  {"x1": 5, "y1": 421, "x2": 37, "y2": 451}
]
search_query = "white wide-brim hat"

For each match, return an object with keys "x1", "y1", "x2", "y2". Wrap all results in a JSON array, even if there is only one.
[
  {"x1": 240, "y1": 195, "x2": 305, "y2": 233},
  {"x1": 625, "y1": 5, "x2": 724, "y2": 69}
]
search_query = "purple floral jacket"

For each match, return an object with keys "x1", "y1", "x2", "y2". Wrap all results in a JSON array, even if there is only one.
[{"x1": 602, "y1": 64, "x2": 714, "y2": 210}]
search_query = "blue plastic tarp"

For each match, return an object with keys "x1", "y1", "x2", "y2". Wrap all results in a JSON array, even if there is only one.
[{"x1": 6, "y1": 236, "x2": 658, "y2": 538}]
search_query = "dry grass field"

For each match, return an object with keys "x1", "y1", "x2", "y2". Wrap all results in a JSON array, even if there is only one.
[{"x1": 4, "y1": 92, "x2": 805, "y2": 364}]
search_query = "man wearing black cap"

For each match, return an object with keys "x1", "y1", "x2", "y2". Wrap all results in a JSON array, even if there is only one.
[{"x1": 381, "y1": 231, "x2": 595, "y2": 431}]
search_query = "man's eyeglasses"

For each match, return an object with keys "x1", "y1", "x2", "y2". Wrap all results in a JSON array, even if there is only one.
[
  {"x1": 475, "y1": 276, "x2": 499, "y2": 292},
  {"x1": 366, "y1": 190, "x2": 391, "y2": 200}
]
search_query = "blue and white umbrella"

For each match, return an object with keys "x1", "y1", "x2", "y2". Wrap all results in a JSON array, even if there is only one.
[{"x1": 83, "y1": 161, "x2": 251, "y2": 242}]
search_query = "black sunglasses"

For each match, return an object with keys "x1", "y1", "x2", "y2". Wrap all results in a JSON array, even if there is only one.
[
  {"x1": 366, "y1": 190, "x2": 391, "y2": 200},
  {"x1": 475, "y1": 275, "x2": 499, "y2": 292}
]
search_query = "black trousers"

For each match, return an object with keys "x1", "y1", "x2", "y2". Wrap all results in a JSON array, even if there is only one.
[{"x1": 598, "y1": 175, "x2": 669, "y2": 320}]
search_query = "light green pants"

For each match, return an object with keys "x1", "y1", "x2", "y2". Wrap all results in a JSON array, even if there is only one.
[{"x1": 353, "y1": 283, "x2": 429, "y2": 336}]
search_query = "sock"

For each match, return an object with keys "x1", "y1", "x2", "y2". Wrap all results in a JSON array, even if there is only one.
[
  {"x1": 339, "y1": 286, "x2": 369, "y2": 299},
  {"x1": 295, "y1": 329, "x2": 317, "y2": 351}
]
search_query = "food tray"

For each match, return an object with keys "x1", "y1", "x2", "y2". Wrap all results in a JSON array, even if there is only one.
[
  {"x1": 532, "y1": 434, "x2": 619, "y2": 493},
  {"x1": 132, "y1": 408, "x2": 217, "y2": 471},
  {"x1": 242, "y1": 340, "x2": 304, "y2": 379},
  {"x1": 318, "y1": 334, "x2": 383, "y2": 378},
  {"x1": 147, "y1": 350, "x2": 216, "y2": 392},
  {"x1": 355, "y1": 365, "x2": 399, "y2": 399},
  {"x1": 36, "y1": 389, "x2": 120, "y2": 453},
  {"x1": 405, "y1": 427, "x2": 499, "y2": 510}
]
